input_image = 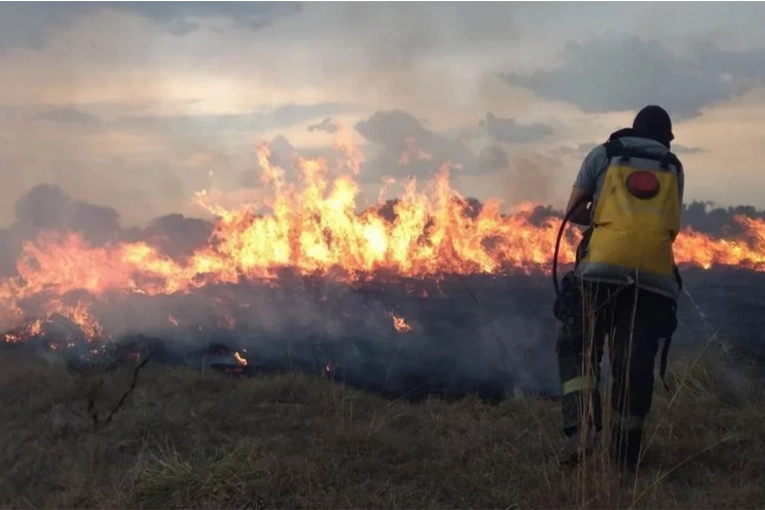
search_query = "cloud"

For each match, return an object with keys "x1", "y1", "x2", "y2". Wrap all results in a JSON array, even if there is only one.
[
  {"x1": 477, "y1": 145, "x2": 510, "y2": 174},
  {"x1": 115, "y1": 2, "x2": 302, "y2": 35},
  {"x1": 117, "y1": 102, "x2": 356, "y2": 135},
  {"x1": 36, "y1": 107, "x2": 101, "y2": 124},
  {"x1": 352, "y1": 110, "x2": 560, "y2": 206},
  {"x1": 477, "y1": 148, "x2": 560, "y2": 206},
  {"x1": 479, "y1": 112, "x2": 553, "y2": 144},
  {"x1": 4, "y1": 4, "x2": 765, "y2": 219},
  {"x1": 254, "y1": 3, "x2": 527, "y2": 120},
  {"x1": 311, "y1": 3, "x2": 521, "y2": 66},
  {"x1": 673, "y1": 144, "x2": 706, "y2": 155},
  {"x1": 354, "y1": 110, "x2": 477, "y2": 178},
  {"x1": 307, "y1": 117, "x2": 339, "y2": 134},
  {"x1": 555, "y1": 141, "x2": 706, "y2": 163},
  {"x1": 501, "y1": 34, "x2": 765, "y2": 120},
  {"x1": 13, "y1": 183, "x2": 121, "y2": 246},
  {"x1": 0, "y1": 183, "x2": 216, "y2": 277},
  {"x1": 0, "y1": 2, "x2": 302, "y2": 53}
]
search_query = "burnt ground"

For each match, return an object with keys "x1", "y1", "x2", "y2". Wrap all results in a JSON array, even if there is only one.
[
  {"x1": 4, "y1": 267, "x2": 765, "y2": 402},
  {"x1": 0, "y1": 351, "x2": 763, "y2": 509},
  {"x1": 227, "y1": 267, "x2": 765, "y2": 398}
]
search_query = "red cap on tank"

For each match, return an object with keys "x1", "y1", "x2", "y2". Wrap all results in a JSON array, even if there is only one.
[{"x1": 626, "y1": 170, "x2": 660, "y2": 199}]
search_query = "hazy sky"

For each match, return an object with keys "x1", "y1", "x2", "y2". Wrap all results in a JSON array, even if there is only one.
[{"x1": 3, "y1": 1, "x2": 765, "y2": 227}]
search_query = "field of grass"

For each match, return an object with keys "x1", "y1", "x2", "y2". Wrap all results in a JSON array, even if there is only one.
[{"x1": 1, "y1": 350, "x2": 764, "y2": 509}]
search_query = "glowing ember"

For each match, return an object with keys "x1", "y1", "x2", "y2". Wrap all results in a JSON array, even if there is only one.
[
  {"x1": 233, "y1": 351, "x2": 248, "y2": 366},
  {"x1": 390, "y1": 312, "x2": 413, "y2": 334},
  {"x1": 2, "y1": 319, "x2": 42, "y2": 343},
  {"x1": 0, "y1": 135, "x2": 764, "y2": 338}
]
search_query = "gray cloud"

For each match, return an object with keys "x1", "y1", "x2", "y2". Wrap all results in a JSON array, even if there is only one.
[
  {"x1": 307, "y1": 117, "x2": 339, "y2": 134},
  {"x1": 354, "y1": 110, "x2": 477, "y2": 178},
  {"x1": 557, "y1": 141, "x2": 706, "y2": 161},
  {"x1": 0, "y1": 100, "x2": 357, "y2": 228},
  {"x1": 501, "y1": 34, "x2": 765, "y2": 119},
  {"x1": 0, "y1": 2, "x2": 301, "y2": 53},
  {"x1": 352, "y1": 110, "x2": 559, "y2": 206},
  {"x1": 314, "y1": 3, "x2": 521, "y2": 65},
  {"x1": 479, "y1": 112, "x2": 553, "y2": 144},
  {"x1": 117, "y1": 102, "x2": 357, "y2": 135},
  {"x1": 267, "y1": 4, "x2": 525, "y2": 116},
  {"x1": 475, "y1": 145, "x2": 560, "y2": 206},
  {"x1": 673, "y1": 144, "x2": 706, "y2": 155},
  {"x1": 477, "y1": 145, "x2": 510, "y2": 173},
  {"x1": 37, "y1": 107, "x2": 101, "y2": 124},
  {"x1": 117, "y1": 2, "x2": 302, "y2": 34},
  {"x1": 14, "y1": 183, "x2": 121, "y2": 246}
]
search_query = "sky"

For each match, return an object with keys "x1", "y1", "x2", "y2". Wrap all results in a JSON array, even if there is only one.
[{"x1": 3, "y1": 1, "x2": 765, "y2": 227}]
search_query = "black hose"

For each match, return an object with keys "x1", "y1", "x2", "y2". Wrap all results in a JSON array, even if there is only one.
[{"x1": 552, "y1": 196, "x2": 591, "y2": 301}]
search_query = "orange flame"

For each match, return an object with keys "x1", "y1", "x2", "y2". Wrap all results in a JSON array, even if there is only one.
[
  {"x1": 0, "y1": 137, "x2": 764, "y2": 337},
  {"x1": 390, "y1": 312, "x2": 413, "y2": 334},
  {"x1": 233, "y1": 351, "x2": 248, "y2": 366},
  {"x1": 2, "y1": 319, "x2": 42, "y2": 343}
]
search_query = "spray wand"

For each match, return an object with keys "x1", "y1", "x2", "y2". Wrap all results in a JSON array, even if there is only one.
[{"x1": 552, "y1": 195, "x2": 591, "y2": 300}]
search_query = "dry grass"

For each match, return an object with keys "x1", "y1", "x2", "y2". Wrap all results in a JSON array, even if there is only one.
[{"x1": 0, "y1": 351, "x2": 763, "y2": 509}]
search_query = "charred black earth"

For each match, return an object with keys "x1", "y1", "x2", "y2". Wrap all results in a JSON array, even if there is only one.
[{"x1": 3, "y1": 267, "x2": 764, "y2": 402}]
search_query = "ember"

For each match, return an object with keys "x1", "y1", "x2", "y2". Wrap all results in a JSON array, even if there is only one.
[{"x1": 390, "y1": 312, "x2": 413, "y2": 333}]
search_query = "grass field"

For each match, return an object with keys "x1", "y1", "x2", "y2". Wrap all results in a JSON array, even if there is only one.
[{"x1": 1, "y1": 350, "x2": 764, "y2": 509}]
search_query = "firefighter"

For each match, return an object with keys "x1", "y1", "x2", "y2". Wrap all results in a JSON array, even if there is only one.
[{"x1": 554, "y1": 105, "x2": 683, "y2": 468}]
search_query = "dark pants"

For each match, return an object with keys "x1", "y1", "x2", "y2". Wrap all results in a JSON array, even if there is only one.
[{"x1": 555, "y1": 280, "x2": 676, "y2": 463}]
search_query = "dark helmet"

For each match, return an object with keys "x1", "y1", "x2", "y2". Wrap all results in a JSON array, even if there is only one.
[{"x1": 633, "y1": 105, "x2": 674, "y2": 147}]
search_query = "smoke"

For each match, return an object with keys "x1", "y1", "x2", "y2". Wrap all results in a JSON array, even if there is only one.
[
  {"x1": 3, "y1": 168, "x2": 765, "y2": 399},
  {"x1": 479, "y1": 113, "x2": 554, "y2": 144},
  {"x1": 0, "y1": 184, "x2": 214, "y2": 277},
  {"x1": 121, "y1": 214, "x2": 213, "y2": 261},
  {"x1": 302, "y1": 4, "x2": 521, "y2": 110},
  {"x1": 682, "y1": 201, "x2": 765, "y2": 236}
]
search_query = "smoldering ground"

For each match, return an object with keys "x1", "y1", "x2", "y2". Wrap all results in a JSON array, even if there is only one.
[{"x1": 2, "y1": 177, "x2": 765, "y2": 401}]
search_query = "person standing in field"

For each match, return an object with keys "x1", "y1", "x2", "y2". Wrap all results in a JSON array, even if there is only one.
[{"x1": 553, "y1": 105, "x2": 684, "y2": 468}]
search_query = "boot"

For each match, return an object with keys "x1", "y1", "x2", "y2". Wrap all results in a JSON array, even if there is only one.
[
  {"x1": 560, "y1": 428, "x2": 599, "y2": 466},
  {"x1": 611, "y1": 427, "x2": 644, "y2": 469}
]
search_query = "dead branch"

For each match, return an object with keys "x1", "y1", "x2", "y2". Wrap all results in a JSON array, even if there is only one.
[{"x1": 88, "y1": 353, "x2": 154, "y2": 429}]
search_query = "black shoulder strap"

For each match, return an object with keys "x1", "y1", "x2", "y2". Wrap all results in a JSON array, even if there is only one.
[
  {"x1": 659, "y1": 151, "x2": 684, "y2": 174},
  {"x1": 603, "y1": 139, "x2": 682, "y2": 172},
  {"x1": 603, "y1": 139, "x2": 625, "y2": 160}
]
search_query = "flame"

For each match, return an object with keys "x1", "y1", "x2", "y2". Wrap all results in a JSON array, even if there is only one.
[
  {"x1": 52, "y1": 300, "x2": 103, "y2": 340},
  {"x1": 233, "y1": 351, "x2": 248, "y2": 366},
  {"x1": 2, "y1": 319, "x2": 43, "y2": 343},
  {"x1": 1, "y1": 136, "x2": 765, "y2": 338},
  {"x1": 673, "y1": 216, "x2": 765, "y2": 269},
  {"x1": 390, "y1": 312, "x2": 413, "y2": 334},
  {"x1": 2, "y1": 300, "x2": 101, "y2": 344}
]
